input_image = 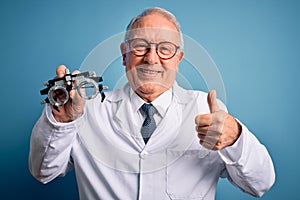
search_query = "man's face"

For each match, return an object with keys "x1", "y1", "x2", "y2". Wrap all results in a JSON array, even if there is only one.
[{"x1": 121, "y1": 14, "x2": 184, "y2": 102}]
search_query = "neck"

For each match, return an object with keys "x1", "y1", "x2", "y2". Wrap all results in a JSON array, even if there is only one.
[
  {"x1": 135, "y1": 88, "x2": 168, "y2": 102},
  {"x1": 136, "y1": 92, "x2": 161, "y2": 103}
]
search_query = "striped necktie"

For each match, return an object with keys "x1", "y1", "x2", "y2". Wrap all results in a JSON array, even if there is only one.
[{"x1": 140, "y1": 103, "x2": 157, "y2": 144}]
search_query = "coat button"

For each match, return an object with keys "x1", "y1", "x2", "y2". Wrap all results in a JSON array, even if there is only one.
[{"x1": 139, "y1": 151, "x2": 149, "y2": 159}]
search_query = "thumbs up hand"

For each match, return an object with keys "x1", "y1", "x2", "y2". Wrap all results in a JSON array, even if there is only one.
[{"x1": 195, "y1": 90, "x2": 242, "y2": 150}]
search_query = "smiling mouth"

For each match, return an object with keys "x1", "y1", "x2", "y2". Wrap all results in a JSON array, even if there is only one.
[{"x1": 138, "y1": 68, "x2": 163, "y2": 76}]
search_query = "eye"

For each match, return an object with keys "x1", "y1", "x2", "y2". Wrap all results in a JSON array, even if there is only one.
[
  {"x1": 134, "y1": 43, "x2": 148, "y2": 50},
  {"x1": 158, "y1": 43, "x2": 175, "y2": 55},
  {"x1": 130, "y1": 39, "x2": 148, "y2": 51}
]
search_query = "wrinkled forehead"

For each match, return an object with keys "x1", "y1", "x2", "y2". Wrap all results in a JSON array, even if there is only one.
[{"x1": 126, "y1": 27, "x2": 180, "y2": 45}]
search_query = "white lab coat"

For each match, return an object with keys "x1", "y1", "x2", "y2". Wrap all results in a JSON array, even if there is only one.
[{"x1": 29, "y1": 82, "x2": 275, "y2": 200}]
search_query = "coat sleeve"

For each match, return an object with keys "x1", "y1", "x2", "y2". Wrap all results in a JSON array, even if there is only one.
[
  {"x1": 218, "y1": 120, "x2": 276, "y2": 197},
  {"x1": 28, "y1": 105, "x2": 79, "y2": 184}
]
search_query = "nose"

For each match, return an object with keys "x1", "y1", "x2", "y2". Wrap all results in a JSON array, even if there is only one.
[{"x1": 144, "y1": 46, "x2": 160, "y2": 64}]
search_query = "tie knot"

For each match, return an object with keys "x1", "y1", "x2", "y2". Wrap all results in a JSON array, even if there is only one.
[{"x1": 141, "y1": 103, "x2": 156, "y2": 117}]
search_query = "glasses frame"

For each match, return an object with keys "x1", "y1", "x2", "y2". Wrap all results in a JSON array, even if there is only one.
[{"x1": 126, "y1": 38, "x2": 180, "y2": 60}]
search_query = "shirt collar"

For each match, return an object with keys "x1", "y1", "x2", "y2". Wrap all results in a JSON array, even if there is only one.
[
  {"x1": 105, "y1": 81, "x2": 192, "y2": 105},
  {"x1": 129, "y1": 87, "x2": 172, "y2": 118}
]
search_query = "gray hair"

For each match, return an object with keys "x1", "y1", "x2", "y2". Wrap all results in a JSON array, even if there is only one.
[{"x1": 125, "y1": 7, "x2": 184, "y2": 49}]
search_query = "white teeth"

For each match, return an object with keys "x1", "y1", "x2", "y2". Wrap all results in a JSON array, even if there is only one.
[{"x1": 139, "y1": 68, "x2": 160, "y2": 74}]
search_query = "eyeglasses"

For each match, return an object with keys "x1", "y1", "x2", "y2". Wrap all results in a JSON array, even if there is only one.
[{"x1": 126, "y1": 38, "x2": 180, "y2": 60}]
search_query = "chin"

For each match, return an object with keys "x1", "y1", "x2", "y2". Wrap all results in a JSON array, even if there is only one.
[
  {"x1": 138, "y1": 83, "x2": 160, "y2": 93},
  {"x1": 139, "y1": 81, "x2": 171, "y2": 96}
]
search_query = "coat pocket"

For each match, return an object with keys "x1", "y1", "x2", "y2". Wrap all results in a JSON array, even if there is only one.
[{"x1": 166, "y1": 149, "x2": 217, "y2": 200}]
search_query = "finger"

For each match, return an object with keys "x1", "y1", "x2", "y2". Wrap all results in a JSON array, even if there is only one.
[
  {"x1": 71, "y1": 70, "x2": 81, "y2": 86},
  {"x1": 207, "y1": 90, "x2": 220, "y2": 113},
  {"x1": 196, "y1": 125, "x2": 209, "y2": 133},
  {"x1": 56, "y1": 65, "x2": 67, "y2": 78},
  {"x1": 197, "y1": 127, "x2": 220, "y2": 137},
  {"x1": 198, "y1": 134, "x2": 218, "y2": 143},
  {"x1": 195, "y1": 114, "x2": 211, "y2": 126},
  {"x1": 70, "y1": 70, "x2": 82, "y2": 98},
  {"x1": 72, "y1": 70, "x2": 81, "y2": 75},
  {"x1": 69, "y1": 69, "x2": 84, "y2": 101},
  {"x1": 199, "y1": 139, "x2": 217, "y2": 150}
]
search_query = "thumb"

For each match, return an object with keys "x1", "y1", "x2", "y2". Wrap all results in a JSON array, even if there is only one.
[
  {"x1": 56, "y1": 65, "x2": 67, "y2": 78},
  {"x1": 207, "y1": 90, "x2": 220, "y2": 113}
]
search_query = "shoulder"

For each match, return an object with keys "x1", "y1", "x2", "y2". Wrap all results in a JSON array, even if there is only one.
[
  {"x1": 173, "y1": 83, "x2": 227, "y2": 112},
  {"x1": 101, "y1": 83, "x2": 131, "y2": 103},
  {"x1": 173, "y1": 82, "x2": 207, "y2": 103}
]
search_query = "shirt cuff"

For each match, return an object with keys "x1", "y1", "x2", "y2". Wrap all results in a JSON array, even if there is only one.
[
  {"x1": 218, "y1": 120, "x2": 247, "y2": 165},
  {"x1": 45, "y1": 104, "x2": 83, "y2": 129}
]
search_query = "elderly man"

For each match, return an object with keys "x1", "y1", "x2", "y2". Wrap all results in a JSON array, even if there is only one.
[{"x1": 29, "y1": 7, "x2": 275, "y2": 200}]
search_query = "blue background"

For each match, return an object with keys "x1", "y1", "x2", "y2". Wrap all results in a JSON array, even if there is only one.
[{"x1": 1, "y1": 0, "x2": 299, "y2": 199}]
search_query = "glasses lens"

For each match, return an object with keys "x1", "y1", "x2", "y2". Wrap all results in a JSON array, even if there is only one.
[
  {"x1": 157, "y1": 42, "x2": 177, "y2": 59},
  {"x1": 128, "y1": 39, "x2": 178, "y2": 59},
  {"x1": 130, "y1": 39, "x2": 148, "y2": 56},
  {"x1": 48, "y1": 85, "x2": 69, "y2": 106},
  {"x1": 78, "y1": 79, "x2": 98, "y2": 100}
]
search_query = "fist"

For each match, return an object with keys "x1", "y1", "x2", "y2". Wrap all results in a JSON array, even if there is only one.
[
  {"x1": 195, "y1": 90, "x2": 242, "y2": 150},
  {"x1": 51, "y1": 65, "x2": 84, "y2": 122}
]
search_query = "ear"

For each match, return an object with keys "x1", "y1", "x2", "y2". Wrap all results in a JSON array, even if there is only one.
[
  {"x1": 120, "y1": 43, "x2": 127, "y2": 66},
  {"x1": 174, "y1": 50, "x2": 184, "y2": 71},
  {"x1": 178, "y1": 50, "x2": 184, "y2": 62}
]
